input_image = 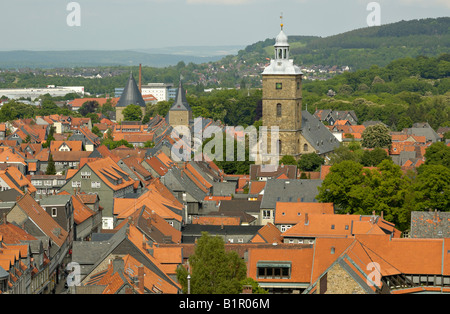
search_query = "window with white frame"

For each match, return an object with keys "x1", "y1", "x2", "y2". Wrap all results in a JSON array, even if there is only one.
[
  {"x1": 72, "y1": 181, "x2": 81, "y2": 188},
  {"x1": 81, "y1": 171, "x2": 91, "y2": 179},
  {"x1": 91, "y1": 182, "x2": 101, "y2": 189},
  {"x1": 51, "y1": 208, "x2": 57, "y2": 217}
]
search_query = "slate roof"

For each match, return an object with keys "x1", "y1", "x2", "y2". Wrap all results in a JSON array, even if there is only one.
[
  {"x1": 169, "y1": 80, "x2": 191, "y2": 112},
  {"x1": 116, "y1": 73, "x2": 146, "y2": 108},
  {"x1": 301, "y1": 110, "x2": 340, "y2": 155},
  {"x1": 181, "y1": 224, "x2": 263, "y2": 243},
  {"x1": 410, "y1": 211, "x2": 450, "y2": 238},
  {"x1": 260, "y1": 179, "x2": 323, "y2": 209}
]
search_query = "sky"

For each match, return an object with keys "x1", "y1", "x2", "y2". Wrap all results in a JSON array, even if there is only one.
[{"x1": 0, "y1": 0, "x2": 448, "y2": 51}]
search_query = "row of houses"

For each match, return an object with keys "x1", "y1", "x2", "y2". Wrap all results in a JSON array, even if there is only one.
[{"x1": 0, "y1": 102, "x2": 447, "y2": 294}]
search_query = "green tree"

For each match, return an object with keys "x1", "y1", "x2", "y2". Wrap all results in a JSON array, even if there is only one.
[
  {"x1": 79, "y1": 100, "x2": 99, "y2": 116},
  {"x1": 279, "y1": 155, "x2": 297, "y2": 166},
  {"x1": 424, "y1": 142, "x2": 450, "y2": 168},
  {"x1": 318, "y1": 159, "x2": 414, "y2": 229},
  {"x1": 413, "y1": 164, "x2": 450, "y2": 212},
  {"x1": 360, "y1": 147, "x2": 391, "y2": 167},
  {"x1": 122, "y1": 104, "x2": 143, "y2": 121},
  {"x1": 46, "y1": 153, "x2": 56, "y2": 175},
  {"x1": 298, "y1": 153, "x2": 325, "y2": 171},
  {"x1": 176, "y1": 232, "x2": 247, "y2": 294},
  {"x1": 328, "y1": 144, "x2": 361, "y2": 165},
  {"x1": 317, "y1": 160, "x2": 365, "y2": 213},
  {"x1": 361, "y1": 124, "x2": 392, "y2": 149}
]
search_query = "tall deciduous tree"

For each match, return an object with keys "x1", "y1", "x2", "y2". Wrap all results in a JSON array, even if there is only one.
[
  {"x1": 176, "y1": 232, "x2": 247, "y2": 294},
  {"x1": 317, "y1": 159, "x2": 412, "y2": 230},
  {"x1": 361, "y1": 123, "x2": 392, "y2": 149},
  {"x1": 424, "y1": 142, "x2": 450, "y2": 168},
  {"x1": 123, "y1": 104, "x2": 143, "y2": 121},
  {"x1": 413, "y1": 164, "x2": 450, "y2": 212},
  {"x1": 298, "y1": 153, "x2": 325, "y2": 172}
]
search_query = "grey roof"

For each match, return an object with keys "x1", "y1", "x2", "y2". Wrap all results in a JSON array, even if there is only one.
[
  {"x1": 301, "y1": 110, "x2": 340, "y2": 155},
  {"x1": 169, "y1": 80, "x2": 191, "y2": 112},
  {"x1": 219, "y1": 199, "x2": 261, "y2": 213},
  {"x1": 410, "y1": 211, "x2": 450, "y2": 238},
  {"x1": 181, "y1": 224, "x2": 263, "y2": 243},
  {"x1": 260, "y1": 179, "x2": 323, "y2": 209},
  {"x1": 163, "y1": 167, "x2": 208, "y2": 202},
  {"x1": 38, "y1": 194, "x2": 72, "y2": 206},
  {"x1": 211, "y1": 182, "x2": 236, "y2": 196},
  {"x1": 405, "y1": 125, "x2": 441, "y2": 143},
  {"x1": 116, "y1": 73, "x2": 146, "y2": 108},
  {"x1": 0, "y1": 266, "x2": 8, "y2": 279}
]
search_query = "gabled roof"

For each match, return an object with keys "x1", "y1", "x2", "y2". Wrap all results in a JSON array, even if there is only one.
[
  {"x1": 114, "y1": 181, "x2": 183, "y2": 222},
  {"x1": 301, "y1": 110, "x2": 340, "y2": 155},
  {"x1": 84, "y1": 157, "x2": 137, "y2": 191},
  {"x1": 14, "y1": 193, "x2": 68, "y2": 248},
  {"x1": 281, "y1": 214, "x2": 399, "y2": 239},
  {"x1": 275, "y1": 202, "x2": 334, "y2": 225},
  {"x1": 69, "y1": 97, "x2": 119, "y2": 108},
  {"x1": 260, "y1": 179, "x2": 323, "y2": 209},
  {"x1": 50, "y1": 140, "x2": 83, "y2": 152},
  {"x1": 0, "y1": 166, "x2": 36, "y2": 195},
  {"x1": 115, "y1": 205, "x2": 182, "y2": 244},
  {"x1": 169, "y1": 80, "x2": 191, "y2": 112},
  {"x1": 84, "y1": 253, "x2": 179, "y2": 294},
  {"x1": 116, "y1": 73, "x2": 146, "y2": 108},
  {"x1": 0, "y1": 221, "x2": 37, "y2": 244},
  {"x1": 250, "y1": 223, "x2": 282, "y2": 244}
]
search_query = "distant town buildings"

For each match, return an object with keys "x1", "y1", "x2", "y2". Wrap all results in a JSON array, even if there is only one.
[{"x1": 0, "y1": 86, "x2": 85, "y2": 100}]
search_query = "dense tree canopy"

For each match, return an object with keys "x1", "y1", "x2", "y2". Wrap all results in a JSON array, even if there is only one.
[
  {"x1": 361, "y1": 124, "x2": 392, "y2": 149},
  {"x1": 176, "y1": 232, "x2": 247, "y2": 294},
  {"x1": 122, "y1": 104, "x2": 143, "y2": 121}
]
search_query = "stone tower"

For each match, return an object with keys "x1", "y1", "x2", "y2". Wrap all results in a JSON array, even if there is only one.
[
  {"x1": 262, "y1": 23, "x2": 303, "y2": 158},
  {"x1": 168, "y1": 80, "x2": 192, "y2": 127},
  {"x1": 115, "y1": 73, "x2": 146, "y2": 122}
]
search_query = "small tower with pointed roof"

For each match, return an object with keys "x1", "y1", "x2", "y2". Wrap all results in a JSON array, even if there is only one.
[
  {"x1": 115, "y1": 72, "x2": 146, "y2": 122},
  {"x1": 168, "y1": 78, "x2": 192, "y2": 127}
]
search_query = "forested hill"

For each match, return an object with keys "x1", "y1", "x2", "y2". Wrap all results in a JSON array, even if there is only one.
[{"x1": 241, "y1": 17, "x2": 450, "y2": 70}]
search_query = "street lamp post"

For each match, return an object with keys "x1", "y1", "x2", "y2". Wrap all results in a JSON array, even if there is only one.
[{"x1": 187, "y1": 274, "x2": 191, "y2": 294}]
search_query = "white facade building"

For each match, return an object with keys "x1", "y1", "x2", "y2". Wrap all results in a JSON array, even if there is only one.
[{"x1": 0, "y1": 86, "x2": 85, "y2": 100}]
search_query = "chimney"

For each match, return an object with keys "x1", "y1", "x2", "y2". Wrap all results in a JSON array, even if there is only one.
[
  {"x1": 304, "y1": 213, "x2": 309, "y2": 225},
  {"x1": 242, "y1": 285, "x2": 252, "y2": 294},
  {"x1": 139, "y1": 64, "x2": 142, "y2": 94},
  {"x1": 112, "y1": 256, "x2": 124, "y2": 274},
  {"x1": 2, "y1": 212, "x2": 6, "y2": 225},
  {"x1": 137, "y1": 264, "x2": 145, "y2": 294}
]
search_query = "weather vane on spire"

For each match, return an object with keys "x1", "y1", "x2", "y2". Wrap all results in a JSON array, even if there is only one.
[{"x1": 280, "y1": 12, "x2": 284, "y2": 30}]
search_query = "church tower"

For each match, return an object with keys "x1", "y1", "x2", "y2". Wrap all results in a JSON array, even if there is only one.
[
  {"x1": 115, "y1": 72, "x2": 146, "y2": 122},
  {"x1": 168, "y1": 79, "x2": 192, "y2": 127},
  {"x1": 262, "y1": 22, "x2": 303, "y2": 158}
]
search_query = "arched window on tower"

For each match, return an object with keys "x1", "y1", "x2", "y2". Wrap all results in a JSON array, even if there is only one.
[
  {"x1": 303, "y1": 144, "x2": 309, "y2": 152},
  {"x1": 277, "y1": 103, "x2": 282, "y2": 117},
  {"x1": 278, "y1": 140, "x2": 282, "y2": 155}
]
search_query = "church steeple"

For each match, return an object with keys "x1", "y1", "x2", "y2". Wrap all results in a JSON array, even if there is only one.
[
  {"x1": 167, "y1": 77, "x2": 192, "y2": 127},
  {"x1": 275, "y1": 14, "x2": 289, "y2": 60}
]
